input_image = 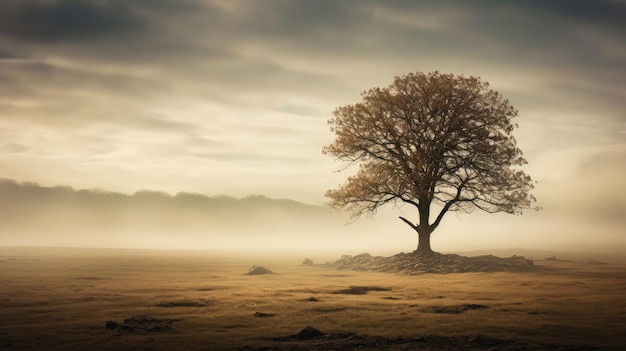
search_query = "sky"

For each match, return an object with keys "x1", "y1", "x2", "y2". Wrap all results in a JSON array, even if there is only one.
[{"x1": 0, "y1": 0, "x2": 624, "y2": 253}]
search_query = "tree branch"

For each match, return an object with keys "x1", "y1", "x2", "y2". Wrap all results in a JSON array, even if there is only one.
[
  {"x1": 399, "y1": 216, "x2": 418, "y2": 231},
  {"x1": 431, "y1": 175, "x2": 470, "y2": 230}
]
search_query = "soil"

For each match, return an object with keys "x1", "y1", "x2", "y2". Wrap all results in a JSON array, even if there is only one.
[
  {"x1": 3, "y1": 247, "x2": 623, "y2": 351},
  {"x1": 234, "y1": 253, "x2": 615, "y2": 350},
  {"x1": 241, "y1": 329, "x2": 612, "y2": 350}
]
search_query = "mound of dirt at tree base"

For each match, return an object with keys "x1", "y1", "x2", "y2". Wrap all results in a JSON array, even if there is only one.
[{"x1": 324, "y1": 252, "x2": 536, "y2": 274}]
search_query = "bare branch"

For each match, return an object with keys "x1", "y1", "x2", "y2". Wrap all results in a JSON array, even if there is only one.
[{"x1": 399, "y1": 216, "x2": 418, "y2": 231}]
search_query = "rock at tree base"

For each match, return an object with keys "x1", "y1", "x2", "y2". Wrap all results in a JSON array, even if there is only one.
[{"x1": 246, "y1": 265, "x2": 274, "y2": 275}]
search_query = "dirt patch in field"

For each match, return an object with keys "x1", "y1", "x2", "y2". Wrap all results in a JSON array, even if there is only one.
[{"x1": 324, "y1": 252, "x2": 536, "y2": 274}]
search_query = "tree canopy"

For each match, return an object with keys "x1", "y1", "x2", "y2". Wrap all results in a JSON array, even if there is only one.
[{"x1": 324, "y1": 71, "x2": 538, "y2": 253}]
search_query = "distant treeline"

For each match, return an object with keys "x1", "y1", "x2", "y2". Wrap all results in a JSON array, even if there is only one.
[
  {"x1": 0, "y1": 178, "x2": 322, "y2": 214},
  {"x1": 0, "y1": 178, "x2": 335, "y2": 239}
]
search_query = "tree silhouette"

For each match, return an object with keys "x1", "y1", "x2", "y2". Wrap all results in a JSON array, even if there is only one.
[{"x1": 324, "y1": 72, "x2": 538, "y2": 254}]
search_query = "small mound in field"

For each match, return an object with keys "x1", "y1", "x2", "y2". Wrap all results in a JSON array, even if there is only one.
[
  {"x1": 325, "y1": 251, "x2": 535, "y2": 275},
  {"x1": 302, "y1": 258, "x2": 314, "y2": 266},
  {"x1": 296, "y1": 326, "x2": 325, "y2": 340},
  {"x1": 584, "y1": 260, "x2": 607, "y2": 265},
  {"x1": 332, "y1": 285, "x2": 391, "y2": 295},
  {"x1": 270, "y1": 326, "x2": 325, "y2": 341},
  {"x1": 430, "y1": 304, "x2": 489, "y2": 314},
  {"x1": 246, "y1": 265, "x2": 274, "y2": 275}
]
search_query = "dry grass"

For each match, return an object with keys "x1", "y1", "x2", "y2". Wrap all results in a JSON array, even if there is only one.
[{"x1": 0, "y1": 247, "x2": 625, "y2": 350}]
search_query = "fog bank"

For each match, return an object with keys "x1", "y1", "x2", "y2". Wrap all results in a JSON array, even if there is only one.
[{"x1": 1, "y1": 178, "x2": 624, "y2": 255}]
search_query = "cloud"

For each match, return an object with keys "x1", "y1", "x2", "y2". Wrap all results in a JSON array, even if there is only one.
[
  {"x1": 0, "y1": 0, "x2": 143, "y2": 42},
  {"x1": 0, "y1": 0, "x2": 624, "y2": 250}
]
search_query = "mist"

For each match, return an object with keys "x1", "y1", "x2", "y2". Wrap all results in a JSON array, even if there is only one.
[
  {"x1": 0, "y1": 178, "x2": 404, "y2": 253},
  {"x1": 1, "y1": 178, "x2": 623, "y2": 256}
]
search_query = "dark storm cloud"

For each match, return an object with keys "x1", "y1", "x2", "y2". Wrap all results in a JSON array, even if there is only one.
[
  {"x1": 2, "y1": 0, "x2": 618, "y2": 91},
  {"x1": 0, "y1": 0, "x2": 220, "y2": 64},
  {"x1": 1, "y1": 0, "x2": 622, "y2": 124},
  {"x1": 522, "y1": 0, "x2": 626, "y2": 27},
  {"x1": 1, "y1": 0, "x2": 622, "y2": 63},
  {"x1": 373, "y1": 0, "x2": 624, "y2": 62},
  {"x1": 0, "y1": 0, "x2": 143, "y2": 42},
  {"x1": 0, "y1": 48, "x2": 15, "y2": 59},
  {"x1": 463, "y1": 0, "x2": 625, "y2": 62}
]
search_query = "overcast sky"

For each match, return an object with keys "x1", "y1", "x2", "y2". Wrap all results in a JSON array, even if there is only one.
[{"x1": 0, "y1": 0, "x2": 624, "y2": 252}]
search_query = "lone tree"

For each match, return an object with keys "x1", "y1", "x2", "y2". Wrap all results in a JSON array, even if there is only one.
[{"x1": 324, "y1": 72, "x2": 537, "y2": 254}]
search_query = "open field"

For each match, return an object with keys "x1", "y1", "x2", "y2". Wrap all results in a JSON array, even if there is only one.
[{"x1": 0, "y1": 247, "x2": 625, "y2": 350}]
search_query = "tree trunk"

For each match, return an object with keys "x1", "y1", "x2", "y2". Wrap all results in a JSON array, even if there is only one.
[
  {"x1": 415, "y1": 227, "x2": 433, "y2": 254},
  {"x1": 399, "y1": 202, "x2": 435, "y2": 254},
  {"x1": 415, "y1": 201, "x2": 434, "y2": 254}
]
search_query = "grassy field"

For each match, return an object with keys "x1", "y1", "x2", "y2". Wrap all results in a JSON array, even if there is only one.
[{"x1": 0, "y1": 247, "x2": 625, "y2": 350}]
